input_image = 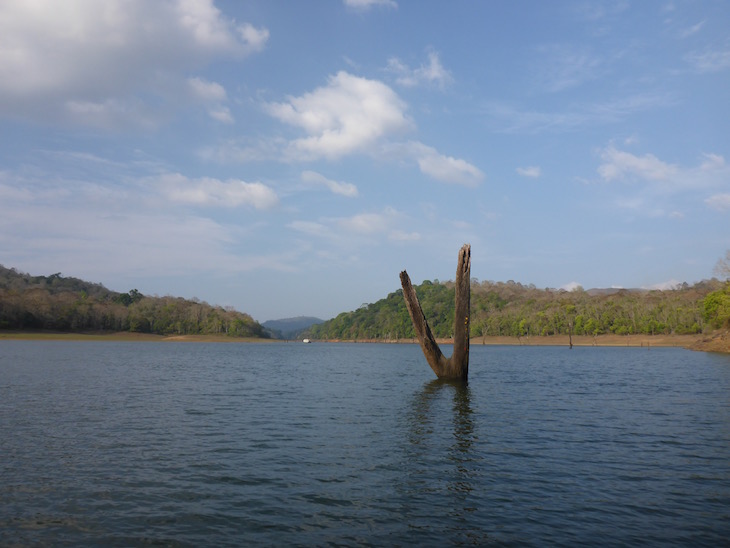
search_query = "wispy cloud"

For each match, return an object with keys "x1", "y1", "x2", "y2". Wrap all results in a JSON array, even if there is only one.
[
  {"x1": 485, "y1": 92, "x2": 678, "y2": 134},
  {"x1": 387, "y1": 50, "x2": 453, "y2": 88},
  {"x1": 152, "y1": 173, "x2": 279, "y2": 209},
  {"x1": 188, "y1": 77, "x2": 233, "y2": 123},
  {"x1": 516, "y1": 166, "x2": 542, "y2": 178},
  {"x1": 679, "y1": 20, "x2": 706, "y2": 38},
  {"x1": 288, "y1": 207, "x2": 416, "y2": 245},
  {"x1": 705, "y1": 193, "x2": 730, "y2": 212},
  {"x1": 188, "y1": 77, "x2": 227, "y2": 101},
  {"x1": 684, "y1": 46, "x2": 730, "y2": 73},
  {"x1": 0, "y1": 165, "x2": 290, "y2": 283},
  {"x1": 533, "y1": 45, "x2": 604, "y2": 92},
  {"x1": 343, "y1": 0, "x2": 397, "y2": 10},
  {"x1": 596, "y1": 145, "x2": 730, "y2": 215},
  {"x1": 301, "y1": 170, "x2": 358, "y2": 197},
  {"x1": 598, "y1": 146, "x2": 678, "y2": 182},
  {"x1": 403, "y1": 142, "x2": 484, "y2": 187}
]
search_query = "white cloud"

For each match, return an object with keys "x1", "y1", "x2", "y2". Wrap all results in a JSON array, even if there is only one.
[
  {"x1": 389, "y1": 230, "x2": 420, "y2": 241},
  {"x1": 0, "y1": 166, "x2": 291, "y2": 283},
  {"x1": 560, "y1": 281, "x2": 583, "y2": 291},
  {"x1": 700, "y1": 153, "x2": 725, "y2": 170},
  {"x1": 0, "y1": 0, "x2": 267, "y2": 125},
  {"x1": 705, "y1": 193, "x2": 730, "y2": 212},
  {"x1": 236, "y1": 22, "x2": 270, "y2": 51},
  {"x1": 343, "y1": 0, "x2": 397, "y2": 10},
  {"x1": 301, "y1": 170, "x2": 358, "y2": 197},
  {"x1": 516, "y1": 166, "x2": 542, "y2": 178},
  {"x1": 597, "y1": 147, "x2": 729, "y2": 192},
  {"x1": 407, "y1": 142, "x2": 484, "y2": 187},
  {"x1": 154, "y1": 173, "x2": 279, "y2": 209},
  {"x1": 188, "y1": 77, "x2": 233, "y2": 123},
  {"x1": 266, "y1": 71, "x2": 411, "y2": 160},
  {"x1": 643, "y1": 279, "x2": 681, "y2": 291},
  {"x1": 597, "y1": 145, "x2": 678, "y2": 182},
  {"x1": 388, "y1": 50, "x2": 453, "y2": 88},
  {"x1": 597, "y1": 146, "x2": 730, "y2": 216},
  {"x1": 288, "y1": 208, "x2": 412, "y2": 249},
  {"x1": 287, "y1": 220, "x2": 331, "y2": 238},
  {"x1": 188, "y1": 77, "x2": 227, "y2": 101},
  {"x1": 338, "y1": 212, "x2": 390, "y2": 234},
  {"x1": 208, "y1": 106, "x2": 234, "y2": 124},
  {"x1": 64, "y1": 98, "x2": 160, "y2": 130}
]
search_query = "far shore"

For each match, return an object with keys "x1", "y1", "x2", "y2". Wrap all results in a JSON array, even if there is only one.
[
  {"x1": 316, "y1": 332, "x2": 730, "y2": 354},
  {"x1": 0, "y1": 331, "x2": 275, "y2": 343},
  {"x1": 2, "y1": 330, "x2": 726, "y2": 353}
]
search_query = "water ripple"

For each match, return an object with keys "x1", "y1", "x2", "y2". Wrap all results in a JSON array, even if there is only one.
[{"x1": 1, "y1": 342, "x2": 729, "y2": 545}]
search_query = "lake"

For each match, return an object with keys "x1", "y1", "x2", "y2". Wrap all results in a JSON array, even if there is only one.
[{"x1": 1, "y1": 341, "x2": 729, "y2": 546}]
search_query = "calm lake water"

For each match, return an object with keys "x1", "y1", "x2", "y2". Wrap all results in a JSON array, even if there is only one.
[{"x1": 1, "y1": 341, "x2": 729, "y2": 546}]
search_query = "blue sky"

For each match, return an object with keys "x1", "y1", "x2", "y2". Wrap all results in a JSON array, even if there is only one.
[{"x1": 1, "y1": 0, "x2": 728, "y2": 322}]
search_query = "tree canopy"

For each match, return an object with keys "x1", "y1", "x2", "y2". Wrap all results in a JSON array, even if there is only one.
[
  {"x1": 0, "y1": 265, "x2": 269, "y2": 338},
  {"x1": 306, "y1": 278, "x2": 726, "y2": 341}
]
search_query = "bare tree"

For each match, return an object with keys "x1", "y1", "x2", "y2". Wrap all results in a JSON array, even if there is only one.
[
  {"x1": 400, "y1": 244, "x2": 471, "y2": 381},
  {"x1": 714, "y1": 250, "x2": 730, "y2": 280}
]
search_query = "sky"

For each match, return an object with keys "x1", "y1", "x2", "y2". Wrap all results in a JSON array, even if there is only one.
[{"x1": 0, "y1": 0, "x2": 728, "y2": 322}]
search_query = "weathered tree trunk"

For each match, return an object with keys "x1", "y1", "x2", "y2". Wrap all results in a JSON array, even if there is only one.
[
  {"x1": 568, "y1": 321, "x2": 574, "y2": 349},
  {"x1": 400, "y1": 244, "x2": 471, "y2": 381}
]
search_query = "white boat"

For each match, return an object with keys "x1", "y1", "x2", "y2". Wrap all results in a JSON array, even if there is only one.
[{"x1": 302, "y1": 338, "x2": 311, "y2": 343}]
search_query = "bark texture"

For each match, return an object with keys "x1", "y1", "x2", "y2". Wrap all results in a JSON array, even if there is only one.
[{"x1": 400, "y1": 244, "x2": 471, "y2": 380}]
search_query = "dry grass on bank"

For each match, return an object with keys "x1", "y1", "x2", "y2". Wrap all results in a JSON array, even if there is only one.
[
  {"x1": 321, "y1": 333, "x2": 729, "y2": 354},
  {"x1": 1, "y1": 330, "x2": 727, "y2": 353},
  {"x1": 0, "y1": 331, "x2": 273, "y2": 343}
]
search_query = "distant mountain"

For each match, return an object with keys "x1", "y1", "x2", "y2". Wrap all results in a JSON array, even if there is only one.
[
  {"x1": 263, "y1": 316, "x2": 325, "y2": 339},
  {"x1": 585, "y1": 287, "x2": 644, "y2": 296}
]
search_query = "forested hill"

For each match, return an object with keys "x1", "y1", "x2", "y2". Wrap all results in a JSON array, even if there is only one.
[
  {"x1": 262, "y1": 317, "x2": 324, "y2": 339},
  {"x1": 305, "y1": 278, "x2": 730, "y2": 341},
  {"x1": 0, "y1": 265, "x2": 269, "y2": 338}
]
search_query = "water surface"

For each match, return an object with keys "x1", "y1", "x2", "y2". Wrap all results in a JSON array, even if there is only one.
[{"x1": 1, "y1": 342, "x2": 729, "y2": 545}]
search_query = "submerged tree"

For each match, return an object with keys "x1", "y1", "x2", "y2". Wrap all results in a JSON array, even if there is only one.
[{"x1": 400, "y1": 244, "x2": 471, "y2": 381}]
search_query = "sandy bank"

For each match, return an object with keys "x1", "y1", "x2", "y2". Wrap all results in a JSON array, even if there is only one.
[
  {"x1": 318, "y1": 333, "x2": 729, "y2": 353},
  {"x1": 0, "y1": 331, "x2": 273, "y2": 343},
  {"x1": 1, "y1": 330, "x2": 727, "y2": 353}
]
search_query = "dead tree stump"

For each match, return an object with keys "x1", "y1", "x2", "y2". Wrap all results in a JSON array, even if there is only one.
[{"x1": 400, "y1": 244, "x2": 471, "y2": 381}]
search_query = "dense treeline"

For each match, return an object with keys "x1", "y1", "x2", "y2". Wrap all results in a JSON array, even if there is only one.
[
  {"x1": 0, "y1": 265, "x2": 269, "y2": 338},
  {"x1": 306, "y1": 278, "x2": 729, "y2": 341}
]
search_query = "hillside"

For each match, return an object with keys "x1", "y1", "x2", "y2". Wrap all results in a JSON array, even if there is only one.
[
  {"x1": 262, "y1": 316, "x2": 324, "y2": 339},
  {"x1": 0, "y1": 265, "x2": 269, "y2": 338},
  {"x1": 305, "y1": 278, "x2": 729, "y2": 341}
]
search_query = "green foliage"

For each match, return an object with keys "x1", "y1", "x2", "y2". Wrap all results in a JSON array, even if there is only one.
[
  {"x1": 702, "y1": 283, "x2": 730, "y2": 329},
  {"x1": 305, "y1": 278, "x2": 722, "y2": 340},
  {"x1": 0, "y1": 265, "x2": 268, "y2": 338}
]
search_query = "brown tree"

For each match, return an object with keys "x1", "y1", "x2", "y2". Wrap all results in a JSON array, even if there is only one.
[{"x1": 400, "y1": 244, "x2": 471, "y2": 381}]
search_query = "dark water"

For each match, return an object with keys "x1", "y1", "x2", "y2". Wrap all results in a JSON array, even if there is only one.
[{"x1": 1, "y1": 342, "x2": 729, "y2": 546}]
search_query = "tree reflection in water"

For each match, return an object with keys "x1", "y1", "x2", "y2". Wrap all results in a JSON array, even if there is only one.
[{"x1": 402, "y1": 379, "x2": 486, "y2": 543}]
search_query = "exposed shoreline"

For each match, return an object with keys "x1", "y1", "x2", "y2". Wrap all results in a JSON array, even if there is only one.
[
  {"x1": 0, "y1": 331, "x2": 273, "y2": 343},
  {"x1": 1, "y1": 330, "x2": 727, "y2": 353}
]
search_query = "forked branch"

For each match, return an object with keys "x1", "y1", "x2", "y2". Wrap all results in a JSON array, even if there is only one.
[{"x1": 400, "y1": 244, "x2": 471, "y2": 381}]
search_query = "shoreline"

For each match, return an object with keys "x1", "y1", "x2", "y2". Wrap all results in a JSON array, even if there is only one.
[
  {"x1": 0, "y1": 331, "x2": 275, "y2": 343},
  {"x1": 1, "y1": 330, "x2": 727, "y2": 353},
  {"x1": 316, "y1": 332, "x2": 730, "y2": 353}
]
